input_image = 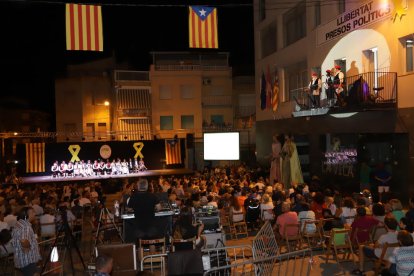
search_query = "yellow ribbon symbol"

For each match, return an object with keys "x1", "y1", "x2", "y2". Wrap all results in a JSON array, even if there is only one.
[
  {"x1": 68, "y1": 145, "x2": 81, "y2": 162},
  {"x1": 133, "y1": 142, "x2": 144, "y2": 159}
]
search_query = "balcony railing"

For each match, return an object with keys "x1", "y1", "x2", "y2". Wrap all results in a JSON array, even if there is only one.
[
  {"x1": 114, "y1": 70, "x2": 149, "y2": 81},
  {"x1": 154, "y1": 64, "x2": 229, "y2": 71},
  {"x1": 289, "y1": 71, "x2": 397, "y2": 114}
]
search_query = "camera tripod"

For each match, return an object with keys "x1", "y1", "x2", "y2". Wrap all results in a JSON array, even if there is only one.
[
  {"x1": 42, "y1": 212, "x2": 85, "y2": 275},
  {"x1": 93, "y1": 204, "x2": 124, "y2": 249}
]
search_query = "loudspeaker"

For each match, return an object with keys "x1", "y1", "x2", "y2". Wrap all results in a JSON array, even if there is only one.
[{"x1": 186, "y1": 133, "x2": 194, "y2": 148}]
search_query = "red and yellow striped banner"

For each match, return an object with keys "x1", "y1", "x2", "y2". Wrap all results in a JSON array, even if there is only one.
[
  {"x1": 25, "y1": 143, "x2": 45, "y2": 173},
  {"x1": 189, "y1": 6, "x2": 218, "y2": 49},
  {"x1": 65, "y1": 3, "x2": 103, "y2": 51}
]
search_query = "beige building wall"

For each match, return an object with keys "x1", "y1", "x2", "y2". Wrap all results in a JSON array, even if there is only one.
[
  {"x1": 150, "y1": 63, "x2": 233, "y2": 140},
  {"x1": 55, "y1": 76, "x2": 112, "y2": 142}
]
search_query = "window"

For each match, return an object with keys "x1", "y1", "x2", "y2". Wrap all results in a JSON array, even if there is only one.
[
  {"x1": 314, "y1": 1, "x2": 321, "y2": 27},
  {"x1": 261, "y1": 20, "x2": 277, "y2": 58},
  {"x1": 406, "y1": 39, "x2": 413, "y2": 72},
  {"x1": 259, "y1": 0, "x2": 266, "y2": 21},
  {"x1": 283, "y1": 1, "x2": 306, "y2": 46},
  {"x1": 285, "y1": 61, "x2": 308, "y2": 101},
  {"x1": 86, "y1": 123, "x2": 95, "y2": 137},
  {"x1": 211, "y1": 115, "x2": 224, "y2": 125},
  {"x1": 160, "y1": 116, "x2": 173, "y2": 130},
  {"x1": 180, "y1": 85, "x2": 194, "y2": 99},
  {"x1": 159, "y1": 85, "x2": 172, "y2": 99},
  {"x1": 181, "y1": 115, "x2": 194, "y2": 129},
  {"x1": 338, "y1": 0, "x2": 345, "y2": 14},
  {"x1": 97, "y1": 123, "x2": 107, "y2": 134}
]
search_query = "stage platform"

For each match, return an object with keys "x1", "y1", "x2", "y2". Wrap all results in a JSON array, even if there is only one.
[{"x1": 21, "y1": 168, "x2": 194, "y2": 184}]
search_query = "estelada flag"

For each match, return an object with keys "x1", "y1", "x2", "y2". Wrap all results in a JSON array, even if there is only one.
[
  {"x1": 189, "y1": 6, "x2": 218, "y2": 49},
  {"x1": 165, "y1": 139, "x2": 182, "y2": 165},
  {"x1": 66, "y1": 3, "x2": 103, "y2": 51}
]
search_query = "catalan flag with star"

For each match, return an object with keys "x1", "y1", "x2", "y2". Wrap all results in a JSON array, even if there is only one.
[{"x1": 188, "y1": 6, "x2": 218, "y2": 49}]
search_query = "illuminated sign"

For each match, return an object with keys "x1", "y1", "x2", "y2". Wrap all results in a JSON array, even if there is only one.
[{"x1": 317, "y1": 0, "x2": 393, "y2": 46}]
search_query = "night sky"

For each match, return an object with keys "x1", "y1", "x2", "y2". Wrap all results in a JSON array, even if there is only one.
[{"x1": 0, "y1": 0, "x2": 254, "y2": 127}]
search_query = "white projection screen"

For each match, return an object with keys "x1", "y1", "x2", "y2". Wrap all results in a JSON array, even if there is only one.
[{"x1": 203, "y1": 132, "x2": 240, "y2": 160}]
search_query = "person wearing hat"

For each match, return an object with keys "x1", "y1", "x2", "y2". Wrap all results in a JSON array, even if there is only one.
[
  {"x1": 324, "y1": 69, "x2": 335, "y2": 107},
  {"x1": 308, "y1": 72, "x2": 322, "y2": 108},
  {"x1": 333, "y1": 65, "x2": 346, "y2": 106}
]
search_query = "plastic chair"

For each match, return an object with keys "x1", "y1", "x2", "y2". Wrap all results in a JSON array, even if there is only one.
[{"x1": 325, "y1": 228, "x2": 355, "y2": 264}]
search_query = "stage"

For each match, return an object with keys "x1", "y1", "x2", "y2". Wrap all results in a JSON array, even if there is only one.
[{"x1": 21, "y1": 168, "x2": 194, "y2": 184}]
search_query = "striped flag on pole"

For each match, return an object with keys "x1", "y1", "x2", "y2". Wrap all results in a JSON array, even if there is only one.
[
  {"x1": 65, "y1": 3, "x2": 103, "y2": 51},
  {"x1": 189, "y1": 6, "x2": 218, "y2": 49},
  {"x1": 165, "y1": 139, "x2": 182, "y2": 165},
  {"x1": 25, "y1": 143, "x2": 46, "y2": 173}
]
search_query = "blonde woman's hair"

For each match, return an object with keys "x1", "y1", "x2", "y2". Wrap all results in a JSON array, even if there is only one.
[{"x1": 262, "y1": 194, "x2": 271, "y2": 204}]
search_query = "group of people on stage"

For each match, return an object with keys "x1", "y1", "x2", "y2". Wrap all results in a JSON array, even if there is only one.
[
  {"x1": 51, "y1": 158, "x2": 147, "y2": 178},
  {"x1": 307, "y1": 64, "x2": 345, "y2": 108}
]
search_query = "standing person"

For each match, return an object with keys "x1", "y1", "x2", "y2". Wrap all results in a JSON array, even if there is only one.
[
  {"x1": 373, "y1": 163, "x2": 391, "y2": 203},
  {"x1": 333, "y1": 65, "x2": 346, "y2": 107},
  {"x1": 280, "y1": 135, "x2": 292, "y2": 189},
  {"x1": 308, "y1": 73, "x2": 322, "y2": 108},
  {"x1": 288, "y1": 135, "x2": 304, "y2": 186},
  {"x1": 269, "y1": 134, "x2": 282, "y2": 185},
  {"x1": 11, "y1": 207, "x2": 41, "y2": 276},
  {"x1": 324, "y1": 69, "x2": 335, "y2": 107},
  {"x1": 127, "y1": 179, "x2": 162, "y2": 239}
]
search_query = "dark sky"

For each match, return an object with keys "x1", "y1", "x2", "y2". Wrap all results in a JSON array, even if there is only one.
[{"x1": 0, "y1": 0, "x2": 254, "y2": 120}]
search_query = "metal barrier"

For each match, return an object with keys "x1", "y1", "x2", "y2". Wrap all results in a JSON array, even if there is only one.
[
  {"x1": 203, "y1": 249, "x2": 313, "y2": 276},
  {"x1": 140, "y1": 253, "x2": 168, "y2": 275}
]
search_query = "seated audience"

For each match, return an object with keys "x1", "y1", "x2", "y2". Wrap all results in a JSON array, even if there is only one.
[
  {"x1": 95, "y1": 253, "x2": 113, "y2": 276},
  {"x1": 353, "y1": 217, "x2": 398, "y2": 275},
  {"x1": 275, "y1": 202, "x2": 298, "y2": 239},
  {"x1": 173, "y1": 207, "x2": 205, "y2": 249},
  {"x1": 386, "y1": 230, "x2": 414, "y2": 276},
  {"x1": 350, "y1": 207, "x2": 379, "y2": 245},
  {"x1": 297, "y1": 202, "x2": 316, "y2": 233}
]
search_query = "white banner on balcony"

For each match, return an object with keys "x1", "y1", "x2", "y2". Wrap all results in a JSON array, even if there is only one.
[{"x1": 316, "y1": 0, "x2": 394, "y2": 46}]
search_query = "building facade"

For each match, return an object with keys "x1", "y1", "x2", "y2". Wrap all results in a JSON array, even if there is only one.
[{"x1": 254, "y1": 0, "x2": 414, "y2": 197}]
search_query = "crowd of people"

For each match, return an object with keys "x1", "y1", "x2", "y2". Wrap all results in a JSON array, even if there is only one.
[
  {"x1": 50, "y1": 158, "x2": 147, "y2": 178},
  {"x1": 120, "y1": 163, "x2": 414, "y2": 276},
  {"x1": 0, "y1": 161, "x2": 413, "y2": 275}
]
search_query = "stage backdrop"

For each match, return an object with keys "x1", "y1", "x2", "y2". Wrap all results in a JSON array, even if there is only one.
[{"x1": 17, "y1": 139, "x2": 185, "y2": 175}]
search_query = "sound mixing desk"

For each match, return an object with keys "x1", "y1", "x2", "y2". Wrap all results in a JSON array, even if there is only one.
[
  {"x1": 121, "y1": 201, "x2": 179, "y2": 242},
  {"x1": 194, "y1": 206, "x2": 225, "y2": 248}
]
